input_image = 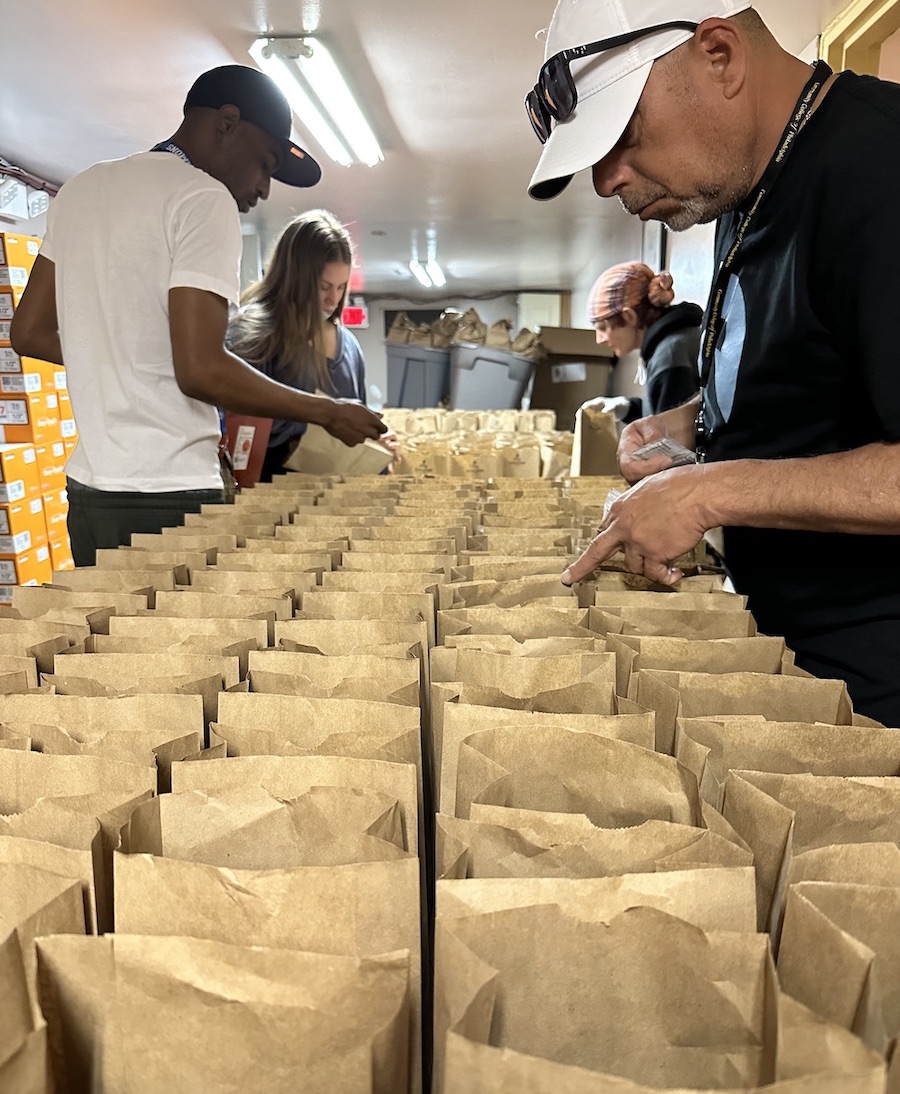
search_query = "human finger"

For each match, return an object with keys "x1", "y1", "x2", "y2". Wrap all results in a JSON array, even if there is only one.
[{"x1": 560, "y1": 528, "x2": 621, "y2": 587}]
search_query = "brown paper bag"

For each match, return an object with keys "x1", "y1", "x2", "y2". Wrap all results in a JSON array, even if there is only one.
[
  {"x1": 284, "y1": 426, "x2": 394, "y2": 476},
  {"x1": 50, "y1": 566, "x2": 178, "y2": 595},
  {"x1": 274, "y1": 618, "x2": 428, "y2": 655},
  {"x1": 36, "y1": 934, "x2": 410, "y2": 1094},
  {"x1": 300, "y1": 589, "x2": 435, "y2": 647},
  {"x1": 441, "y1": 1030, "x2": 885, "y2": 1094},
  {"x1": 608, "y1": 634, "x2": 787, "y2": 701},
  {"x1": 571, "y1": 405, "x2": 620, "y2": 477},
  {"x1": 777, "y1": 880, "x2": 900, "y2": 1075},
  {"x1": 387, "y1": 310, "x2": 416, "y2": 345},
  {"x1": 450, "y1": 724, "x2": 700, "y2": 825},
  {"x1": 453, "y1": 308, "x2": 487, "y2": 345},
  {"x1": 119, "y1": 785, "x2": 409, "y2": 868},
  {"x1": 436, "y1": 811, "x2": 752, "y2": 880},
  {"x1": 677, "y1": 716, "x2": 900, "y2": 810},
  {"x1": 114, "y1": 856, "x2": 422, "y2": 1092},
  {"x1": 171, "y1": 754, "x2": 420, "y2": 856},
  {"x1": 247, "y1": 649, "x2": 421, "y2": 706},
  {"x1": 435, "y1": 904, "x2": 774, "y2": 1093},
  {"x1": 0, "y1": 930, "x2": 47, "y2": 1092},
  {"x1": 722, "y1": 770, "x2": 900, "y2": 934},
  {"x1": 588, "y1": 605, "x2": 757, "y2": 642},
  {"x1": 94, "y1": 546, "x2": 213, "y2": 576},
  {"x1": 11, "y1": 585, "x2": 149, "y2": 619},
  {"x1": 632, "y1": 668, "x2": 854, "y2": 755},
  {"x1": 0, "y1": 835, "x2": 99, "y2": 933},
  {"x1": 0, "y1": 692, "x2": 203, "y2": 792},
  {"x1": 438, "y1": 605, "x2": 593, "y2": 645},
  {"x1": 341, "y1": 551, "x2": 455, "y2": 576},
  {"x1": 441, "y1": 576, "x2": 575, "y2": 609}
]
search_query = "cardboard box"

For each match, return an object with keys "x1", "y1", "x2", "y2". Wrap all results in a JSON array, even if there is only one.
[
  {"x1": 0, "y1": 391, "x2": 62, "y2": 444},
  {"x1": 42, "y1": 488, "x2": 68, "y2": 538},
  {"x1": 0, "y1": 543, "x2": 52, "y2": 588},
  {"x1": 0, "y1": 494, "x2": 48, "y2": 557},
  {"x1": 35, "y1": 440, "x2": 67, "y2": 492},
  {"x1": 530, "y1": 326, "x2": 615, "y2": 432},
  {"x1": 0, "y1": 233, "x2": 40, "y2": 275},
  {"x1": 22, "y1": 358, "x2": 67, "y2": 392},
  {"x1": 0, "y1": 443, "x2": 41, "y2": 502},
  {"x1": 49, "y1": 536, "x2": 74, "y2": 572}
]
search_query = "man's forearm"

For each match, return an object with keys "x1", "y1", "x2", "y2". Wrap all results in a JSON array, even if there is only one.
[
  {"x1": 701, "y1": 442, "x2": 900, "y2": 535},
  {"x1": 9, "y1": 327, "x2": 63, "y2": 367},
  {"x1": 177, "y1": 347, "x2": 337, "y2": 427}
]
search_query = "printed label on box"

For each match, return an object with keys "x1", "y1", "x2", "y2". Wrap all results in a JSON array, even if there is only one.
[
  {"x1": 1, "y1": 373, "x2": 40, "y2": 394},
  {"x1": 27, "y1": 241, "x2": 39, "y2": 257},
  {"x1": 0, "y1": 267, "x2": 27, "y2": 288},
  {"x1": 36, "y1": 545, "x2": 49, "y2": 563},
  {"x1": 0, "y1": 585, "x2": 12, "y2": 605},
  {"x1": 60, "y1": 419, "x2": 77, "y2": 439},
  {"x1": 0, "y1": 348, "x2": 21, "y2": 373},
  {"x1": 22, "y1": 448, "x2": 35, "y2": 464},
  {"x1": 0, "y1": 400, "x2": 29, "y2": 425},
  {"x1": 0, "y1": 561, "x2": 16, "y2": 583},
  {"x1": 28, "y1": 497, "x2": 42, "y2": 516},
  {"x1": 0, "y1": 481, "x2": 25, "y2": 504},
  {"x1": 550, "y1": 362, "x2": 588, "y2": 384},
  {"x1": 0, "y1": 511, "x2": 9, "y2": 534},
  {"x1": 0, "y1": 530, "x2": 31, "y2": 554},
  {"x1": 45, "y1": 393, "x2": 58, "y2": 410},
  {"x1": 0, "y1": 295, "x2": 13, "y2": 322},
  {"x1": 51, "y1": 442, "x2": 65, "y2": 458},
  {"x1": 0, "y1": 321, "x2": 9, "y2": 343},
  {"x1": 54, "y1": 372, "x2": 68, "y2": 390},
  {"x1": 232, "y1": 425, "x2": 256, "y2": 471}
]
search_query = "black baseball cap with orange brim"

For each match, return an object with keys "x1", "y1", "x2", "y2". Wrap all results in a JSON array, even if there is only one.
[{"x1": 184, "y1": 64, "x2": 322, "y2": 188}]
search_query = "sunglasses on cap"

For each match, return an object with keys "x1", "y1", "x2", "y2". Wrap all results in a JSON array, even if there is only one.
[{"x1": 525, "y1": 20, "x2": 700, "y2": 145}]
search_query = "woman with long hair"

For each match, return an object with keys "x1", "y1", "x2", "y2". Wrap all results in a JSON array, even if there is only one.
[{"x1": 230, "y1": 209, "x2": 396, "y2": 480}]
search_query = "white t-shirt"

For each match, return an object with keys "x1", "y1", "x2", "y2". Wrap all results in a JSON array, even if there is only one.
[{"x1": 41, "y1": 151, "x2": 242, "y2": 491}]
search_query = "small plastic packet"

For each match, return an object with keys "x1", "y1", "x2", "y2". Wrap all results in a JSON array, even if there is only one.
[{"x1": 629, "y1": 437, "x2": 697, "y2": 466}]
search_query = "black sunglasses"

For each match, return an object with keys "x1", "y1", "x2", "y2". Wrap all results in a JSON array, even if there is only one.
[{"x1": 525, "y1": 20, "x2": 700, "y2": 144}]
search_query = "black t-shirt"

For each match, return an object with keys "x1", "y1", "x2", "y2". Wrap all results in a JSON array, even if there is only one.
[{"x1": 701, "y1": 71, "x2": 900, "y2": 641}]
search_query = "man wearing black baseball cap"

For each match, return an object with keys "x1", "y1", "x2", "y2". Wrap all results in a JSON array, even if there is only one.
[{"x1": 11, "y1": 64, "x2": 385, "y2": 564}]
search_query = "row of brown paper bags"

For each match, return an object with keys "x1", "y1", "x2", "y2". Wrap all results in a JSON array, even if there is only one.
[
  {"x1": 394, "y1": 430, "x2": 575, "y2": 480},
  {"x1": 386, "y1": 308, "x2": 541, "y2": 356},
  {"x1": 382, "y1": 407, "x2": 558, "y2": 435},
  {"x1": 4, "y1": 866, "x2": 890, "y2": 1093}
]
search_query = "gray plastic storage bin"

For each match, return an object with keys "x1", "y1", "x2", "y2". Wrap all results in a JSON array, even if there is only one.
[
  {"x1": 385, "y1": 343, "x2": 451, "y2": 408},
  {"x1": 449, "y1": 342, "x2": 536, "y2": 411}
]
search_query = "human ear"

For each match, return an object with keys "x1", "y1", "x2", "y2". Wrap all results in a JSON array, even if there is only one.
[
  {"x1": 693, "y1": 19, "x2": 748, "y2": 102},
  {"x1": 621, "y1": 307, "x2": 640, "y2": 330},
  {"x1": 217, "y1": 104, "x2": 242, "y2": 135}
]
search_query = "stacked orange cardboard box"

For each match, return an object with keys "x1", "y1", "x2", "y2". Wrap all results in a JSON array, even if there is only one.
[{"x1": 0, "y1": 231, "x2": 76, "y2": 588}]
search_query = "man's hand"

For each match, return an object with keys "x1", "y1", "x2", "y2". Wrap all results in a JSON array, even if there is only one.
[
  {"x1": 618, "y1": 400, "x2": 699, "y2": 484},
  {"x1": 322, "y1": 399, "x2": 388, "y2": 446},
  {"x1": 561, "y1": 465, "x2": 713, "y2": 587}
]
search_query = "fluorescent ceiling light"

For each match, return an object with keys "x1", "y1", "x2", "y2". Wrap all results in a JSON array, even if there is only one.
[
  {"x1": 409, "y1": 260, "x2": 432, "y2": 289},
  {"x1": 250, "y1": 37, "x2": 383, "y2": 168},
  {"x1": 425, "y1": 260, "x2": 446, "y2": 288}
]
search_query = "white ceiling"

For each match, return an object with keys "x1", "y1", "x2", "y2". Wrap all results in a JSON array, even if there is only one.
[{"x1": 2, "y1": 0, "x2": 850, "y2": 297}]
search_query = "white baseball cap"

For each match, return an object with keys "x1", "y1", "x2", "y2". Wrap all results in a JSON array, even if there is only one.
[{"x1": 527, "y1": 0, "x2": 753, "y2": 200}]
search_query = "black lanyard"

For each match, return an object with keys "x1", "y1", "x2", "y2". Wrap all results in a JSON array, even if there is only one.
[
  {"x1": 150, "y1": 140, "x2": 192, "y2": 165},
  {"x1": 695, "y1": 60, "x2": 832, "y2": 460}
]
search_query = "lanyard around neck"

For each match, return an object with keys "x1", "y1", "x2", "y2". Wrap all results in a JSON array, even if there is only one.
[
  {"x1": 700, "y1": 60, "x2": 832, "y2": 384},
  {"x1": 150, "y1": 140, "x2": 192, "y2": 166},
  {"x1": 695, "y1": 60, "x2": 832, "y2": 460}
]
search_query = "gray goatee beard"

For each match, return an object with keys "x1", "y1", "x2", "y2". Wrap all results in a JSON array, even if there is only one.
[{"x1": 620, "y1": 179, "x2": 754, "y2": 232}]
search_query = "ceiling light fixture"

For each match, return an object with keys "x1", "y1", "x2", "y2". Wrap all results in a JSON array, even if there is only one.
[
  {"x1": 409, "y1": 259, "x2": 433, "y2": 289},
  {"x1": 425, "y1": 260, "x2": 446, "y2": 288},
  {"x1": 250, "y1": 36, "x2": 384, "y2": 168}
]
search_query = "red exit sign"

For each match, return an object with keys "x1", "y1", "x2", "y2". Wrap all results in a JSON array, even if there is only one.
[{"x1": 342, "y1": 304, "x2": 369, "y2": 328}]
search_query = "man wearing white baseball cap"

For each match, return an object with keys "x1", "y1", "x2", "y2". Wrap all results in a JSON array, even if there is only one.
[{"x1": 527, "y1": 3, "x2": 900, "y2": 726}]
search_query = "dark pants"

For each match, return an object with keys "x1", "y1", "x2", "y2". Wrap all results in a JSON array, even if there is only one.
[
  {"x1": 66, "y1": 477, "x2": 224, "y2": 567},
  {"x1": 790, "y1": 618, "x2": 900, "y2": 728}
]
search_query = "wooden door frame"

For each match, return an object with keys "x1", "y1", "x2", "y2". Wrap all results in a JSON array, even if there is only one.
[{"x1": 821, "y1": 0, "x2": 900, "y2": 74}]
